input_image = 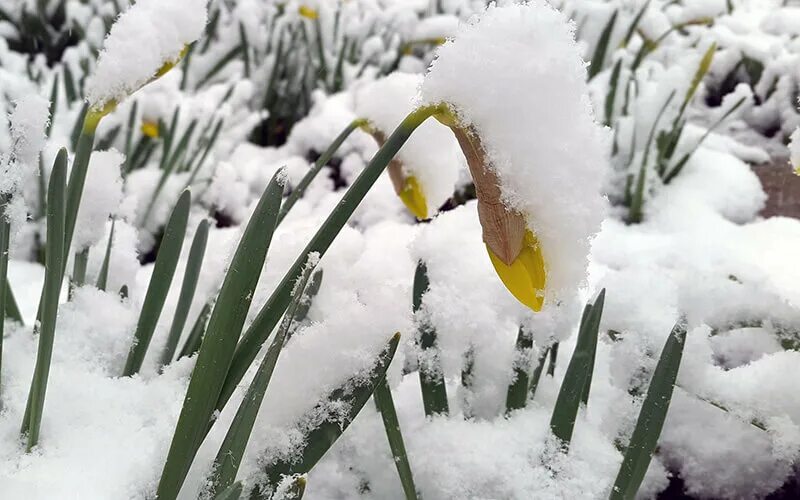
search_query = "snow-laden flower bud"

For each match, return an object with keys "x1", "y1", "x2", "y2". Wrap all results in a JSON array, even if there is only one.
[
  {"x1": 355, "y1": 73, "x2": 461, "y2": 220},
  {"x1": 84, "y1": 0, "x2": 207, "y2": 128},
  {"x1": 421, "y1": 2, "x2": 609, "y2": 311}
]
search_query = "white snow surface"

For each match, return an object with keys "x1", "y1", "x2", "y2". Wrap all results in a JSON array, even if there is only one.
[
  {"x1": 72, "y1": 149, "x2": 125, "y2": 252},
  {"x1": 421, "y1": 2, "x2": 609, "y2": 304}
]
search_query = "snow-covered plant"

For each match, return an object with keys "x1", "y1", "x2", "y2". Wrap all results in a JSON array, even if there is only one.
[
  {"x1": 421, "y1": 2, "x2": 607, "y2": 311},
  {"x1": 0, "y1": 95, "x2": 49, "y2": 405}
]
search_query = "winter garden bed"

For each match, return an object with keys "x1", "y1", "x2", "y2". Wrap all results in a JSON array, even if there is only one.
[{"x1": 0, "y1": 0, "x2": 799, "y2": 499}]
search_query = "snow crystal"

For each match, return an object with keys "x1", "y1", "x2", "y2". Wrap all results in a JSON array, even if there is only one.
[
  {"x1": 72, "y1": 149, "x2": 125, "y2": 253},
  {"x1": 354, "y1": 72, "x2": 462, "y2": 218},
  {"x1": 421, "y1": 2, "x2": 609, "y2": 303},
  {"x1": 85, "y1": 0, "x2": 208, "y2": 108}
]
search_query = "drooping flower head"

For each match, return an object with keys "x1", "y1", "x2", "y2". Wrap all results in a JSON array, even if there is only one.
[
  {"x1": 355, "y1": 73, "x2": 461, "y2": 220},
  {"x1": 421, "y1": 2, "x2": 608, "y2": 310},
  {"x1": 85, "y1": 0, "x2": 208, "y2": 123}
]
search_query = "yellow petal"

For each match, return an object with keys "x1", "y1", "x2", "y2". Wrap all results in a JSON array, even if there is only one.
[
  {"x1": 398, "y1": 175, "x2": 428, "y2": 220},
  {"x1": 487, "y1": 230, "x2": 546, "y2": 311},
  {"x1": 141, "y1": 121, "x2": 160, "y2": 138}
]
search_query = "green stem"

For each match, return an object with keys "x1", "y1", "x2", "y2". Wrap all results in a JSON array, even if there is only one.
[
  {"x1": 277, "y1": 118, "x2": 365, "y2": 224},
  {"x1": 215, "y1": 104, "x2": 446, "y2": 413}
]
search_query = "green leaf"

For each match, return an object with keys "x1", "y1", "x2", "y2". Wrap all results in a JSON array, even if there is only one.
[
  {"x1": 210, "y1": 256, "x2": 318, "y2": 494},
  {"x1": 259, "y1": 333, "x2": 401, "y2": 496},
  {"x1": 277, "y1": 119, "x2": 366, "y2": 225},
  {"x1": 96, "y1": 219, "x2": 116, "y2": 291},
  {"x1": 628, "y1": 91, "x2": 675, "y2": 224},
  {"x1": 505, "y1": 327, "x2": 534, "y2": 414},
  {"x1": 549, "y1": 289, "x2": 605, "y2": 448},
  {"x1": 157, "y1": 170, "x2": 284, "y2": 500},
  {"x1": 123, "y1": 101, "x2": 138, "y2": 175},
  {"x1": 588, "y1": 10, "x2": 618, "y2": 80},
  {"x1": 213, "y1": 481, "x2": 242, "y2": 500},
  {"x1": 547, "y1": 342, "x2": 559, "y2": 377},
  {"x1": 22, "y1": 148, "x2": 68, "y2": 450},
  {"x1": 604, "y1": 59, "x2": 623, "y2": 127},
  {"x1": 159, "y1": 219, "x2": 209, "y2": 368},
  {"x1": 528, "y1": 346, "x2": 550, "y2": 399},
  {"x1": 581, "y1": 290, "x2": 606, "y2": 406},
  {"x1": 216, "y1": 105, "x2": 444, "y2": 415},
  {"x1": 413, "y1": 261, "x2": 449, "y2": 417},
  {"x1": 620, "y1": 0, "x2": 651, "y2": 48},
  {"x1": 663, "y1": 96, "x2": 747, "y2": 184},
  {"x1": 196, "y1": 45, "x2": 245, "y2": 88},
  {"x1": 374, "y1": 377, "x2": 419, "y2": 500},
  {"x1": 64, "y1": 112, "x2": 97, "y2": 267},
  {"x1": 290, "y1": 268, "x2": 323, "y2": 326},
  {"x1": 177, "y1": 301, "x2": 212, "y2": 361},
  {"x1": 610, "y1": 320, "x2": 687, "y2": 500},
  {"x1": 0, "y1": 193, "x2": 11, "y2": 398},
  {"x1": 122, "y1": 190, "x2": 191, "y2": 376}
]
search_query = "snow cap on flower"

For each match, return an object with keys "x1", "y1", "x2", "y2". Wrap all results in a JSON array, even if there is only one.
[
  {"x1": 85, "y1": 0, "x2": 208, "y2": 110},
  {"x1": 355, "y1": 72, "x2": 461, "y2": 220},
  {"x1": 421, "y1": 2, "x2": 608, "y2": 309}
]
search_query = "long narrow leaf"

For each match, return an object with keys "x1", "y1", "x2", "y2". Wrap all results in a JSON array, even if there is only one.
[
  {"x1": 413, "y1": 261, "x2": 449, "y2": 416},
  {"x1": 122, "y1": 190, "x2": 191, "y2": 376},
  {"x1": 374, "y1": 376, "x2": 419, "y2": 500},
  {"x1": 259, "y1": 333, "x2": 401, "y2": 496},
  {"x1": 610, "y1": 320, "x2": 687, "y2": 500},
  {"x1": 209, "y1": 256, "x2": 318, "y2": 494},
  {"x1": 96, "y1": 219, "x2": 115, "y2": 291},
  {"x1": 157, "y1": 170, "x2": 284, "y2": 500},
  {"x1": 22, "y1": 148, "x2": 67, "y2": 450},
  {"x1": 588, "y1": 10, "x2": 618, "y2": 80},
  {"x1": 277, "y1": 119, "x2": 366, "y2": 224},
  {"x1": 159, "y1": 219, "x2": 209, "y2": 368},
  {"x1": 178, "y1": 301, "x2": 212, "y2": 361},
  {"x1": 505, "y1": 327, "x2": 534, "y2": 414},
  {"x1": 0, "y1": 194, "x2": 10, "y2": 397},
  {"x1": 549, "y1": 290, "x2": 605, "y2": 448}
]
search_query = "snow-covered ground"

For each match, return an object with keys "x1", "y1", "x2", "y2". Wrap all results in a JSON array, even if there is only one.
[{"x1": 0, "y1": 0, "x2": 799, "y2": 499}]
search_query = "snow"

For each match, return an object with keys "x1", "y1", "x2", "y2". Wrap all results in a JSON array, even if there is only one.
[
  {"x1": 72, "y1": 150, "x2": 125, "y2": 253},
  {"x1": 0, "y1": 95, "x2": 49, "y2": 232},
  {"x1": 85, "y1": 0, "x2": 208, "y2": 108},
  {"x1": 421, "y1": 2, "x2": 609, "y2": 303},
  {"x1": 2, "y1": 0, "x2": 800, "y2": 498}
]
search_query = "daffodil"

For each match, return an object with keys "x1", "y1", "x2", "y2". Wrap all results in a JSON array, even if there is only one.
[
  {"x1": 365, "y1": 125, "x2": 430, "y2": 220},
  {"x1": 141, "y1": 120, "x2": 160, "y2": 138},
  {"x1": 444, "y1": 120, "x2": 547, "y2": 311},
  {"x1": 355, "y1": 73, "x2": 461, "y2": 222}
]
